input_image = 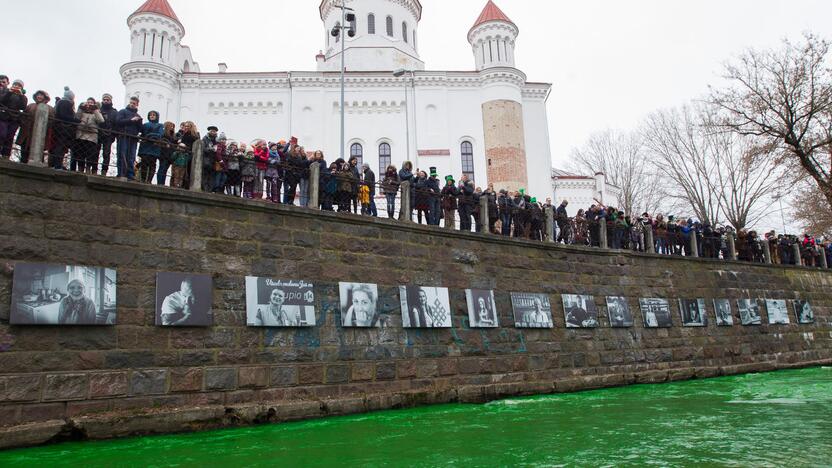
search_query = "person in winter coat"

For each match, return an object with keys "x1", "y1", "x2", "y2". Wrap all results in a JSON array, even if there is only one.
[
  {"x1": 298, "y1": 145, "x2": 311, "y2": 208},
  {"x1": 398, "y1": 161, "x2": 414, "y2": 218},
  {"x1": 240, "y1": 148, "x2": 257, "y2": 198},
  {"x1": 348, "y1": 156, "x2": 361, "y2": 213},
  {"x1": 380, "y1": 165, "x2": 400, "y2": 218},
  {"x1": 114, "y1": 96, "x2": 142, "y2": 179},
  {"x1": 72, "y1": 98, "x2": 105, "y2": 173},
  {"x1": 363, "y1": 163, "x2": 377, "y2": 217},
  {"x1": 413, "y1": 171, "x2": 430, "y2": 224},
  {"x1": 284, "y1": 145, "x2": 305, "y2": 205},
  {"x1": 441, "y1": 176, "x2": 459, "y2": 229},
  {"x1": 555, "y1": 200, "x2": 570, "y2": 243},
  {"x1": 250, "y1": 139, "x2": 267, "y2": 199},
  {"x1": 15, "y1": 90, "x2": 53, "y2": 164},
  {"x1": 0, "y1": 78, "x2": 28, "y2": 159},
  {"x1": 484, "y1": 183, "x2": 498, "y2": 233},
  {"x1": 457, "y1": 175, "x2": 475, "y2": 232},
  {"x1": 335, "y1": 158, "x2": 355, "y2": 213},
  {"x1": 224, "y1": 142, "x2": 242, "y2": 196},
  {"x1": 175, "y1": 121, "x2": 199, "y2": 189},
  {"x1": 137, "y1": 110, "x2": 163, "y2": 183},
  {"x1": 425, "y1": 168, "x2": 441, "y2": 225},
  {"x1": 265, "y1": 142, "x2": 282, "y2": 203},
  {"x1": 201, "y1": 126, "x2": 219, "y2": 192},
  {"x1": 156, "y1": 121, "x2": 177, "y2": 185},
  {"x1": 97, "y1": 94, "x2": 118, "y2": 175},
  {"x1": 801, "y1": 234, "x2": 818, "y2": 267},
  {"x1": 212, "y1": 133, "x2": 228, "y2": 193},
  {"x1": 322, "y1": 160, "x2": 339, "y2": 211},
  {"x1": 171, "y1": 122, "x2": 198, "y2": 188},
  {"x1": 49, "y1": 87, "x2": 81, "y2": 170},
  {"x1": 497, "y1": 189, "x2": 513, "y2": 236}
]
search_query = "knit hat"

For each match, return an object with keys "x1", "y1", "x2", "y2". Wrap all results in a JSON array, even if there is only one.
[
  {"x1": 207, "y1": 126, "x2": 218, "y2": 132},
  {"x1": 102, "y1": 93, "x2": 113, "y2": 100},
  {"x1": 218, "y1": 132, "x2": 227, "y2": 142},
  {"x1": 12, "y1": 79, "x2": 23, "y2": 88},
  {"x1": 62, "y1": 86, "x2": 75, "y2": 101}
]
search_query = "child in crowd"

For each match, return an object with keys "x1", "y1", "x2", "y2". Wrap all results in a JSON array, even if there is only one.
[
  {"x1": 225, "y1": 142, "x2": 241, "y2": 196},
  {"x1": 241, "y1": 148, "x2": 256, "y2": 199},
  {"x1": 171, "y1": 142, "x2": 191, "y2": 188}
]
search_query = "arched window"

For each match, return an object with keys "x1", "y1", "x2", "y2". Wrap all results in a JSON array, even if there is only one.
[
  {"x1": 368, "y1": 14, "x2": 375, "y2": 34},
  {"x1": 378, "y1": 143, "x2": 391, "y2": 177},
  {"x1": 335, "y1": 22, "x2": 341, "y2": 43},
  {"x1": 402, "y1": 22, "x2": 408, "y2": 43},
  {"x1": 461, "y1": 141, "x2": 475, "y2": 183},
  {"x1": 386, "y1": 16, "x2": 394, "y2": 37},
  {"x1": 350, "y1": 143, "x2": 363, "y2": 166}
]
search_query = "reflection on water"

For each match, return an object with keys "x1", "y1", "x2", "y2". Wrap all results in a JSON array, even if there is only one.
[{"x1": 1, "y1": 367, "x2": 830, "y2": 467}]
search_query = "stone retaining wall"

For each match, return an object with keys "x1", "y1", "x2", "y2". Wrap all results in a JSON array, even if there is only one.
[{"x1": 0, "y1": 161, "x2": 830, "y2": 448}]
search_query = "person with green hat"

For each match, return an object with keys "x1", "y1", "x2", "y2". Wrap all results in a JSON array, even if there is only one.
[
  {"x1": 441, "y1": 175, "x2": 458, "y2": 229},
  {"x1": 457, "y1": 174, "x2": 476, "y2": 231},
  {"x1": 427, "y1": 167, "x2": 441, "y2": 225}
]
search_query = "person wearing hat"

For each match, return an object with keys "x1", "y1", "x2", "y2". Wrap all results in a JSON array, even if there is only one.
[
  {"x1": 72, "y1": 97, "x2": 105, "y2": 174},
  {"x1": 137, "y1": 110, "x2": 164, "y2": 182},
  {"x1": 200, "y1": 126, "x2": 219, "y2": 192},
  {"x1": 97, "y1": 93, "x2": 118, "y2": 175},
  {"x1": 362, "y1": 163, "x2": 377, "y2": 216},
  {"x1": 441, "y1": 175, "x2": 458, "y2": 229},
  {"x1": 14, "y1": 90, "x2": 53, "y2": 164},
  {"x1": 49, "y1": 86, "x2": 82, "y2": 170},
  {"x1": 555, "y1": 200, "x2": 570, "y2": 244},
  {"x1": 0, "y1": 78, "x2": 28, "y2": 159},
  {"x1": 457, "y1": 174, "x2": 475, "y2": 231},
  {"x1": 114, "y1": 95, "x2": 143, "y2": 179},
  {"x1": 380, "y1": 164, "x2": 400, "y2": 218},
  {"x1": 426, "y1": 167, "x2": 441, "y2": 225},
  {"x1": 497, "y1": 189, "x2": 514, "y2": 236}
]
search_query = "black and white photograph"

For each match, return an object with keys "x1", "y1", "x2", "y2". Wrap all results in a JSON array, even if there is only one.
[
  {"x1": 562, "y1": 294, "x2": 599, "y2": 328},
  {"x1": 466, "y1": 289, "x2": 499, "y2": 328},
  {"x1": 510, "y1": 293, "x2": 553, "y2": 328},
  {"x1": 793, "y1": 300, "x2": 814, "y2": 324},
  {"x1": 245, "y1": 277, "x2": 316, "y2": 327},
  {"x1": 606, "y1": 296, "x2": 634, "y2": 328},
  {"x1": 155, "y1": 272, "x2": 213, "y2": 327},
  {"x1": 340, "y1": 282, "x2": 381, "y2": 328},
  {"x1": 766, "y1": 299, "x2": 790, "y2": 325},
  {"x1": 679, "y1": 299, "x2": 707, "y2": 327},
  {"x1": 10, "y1": 263, "x2": 116, "y2": 326},
  {"x1": 399, "y1": 286, "x2": 452, "y2": 328},
  {"x1": 713, "y1": 299, "x2": 734, "y2": 326},
  {"x1": 737, "y1": 299, "x2": 762, "y2": 326},
  {"x1": 640, "y1": 298, "x2": 673, "y2": 328}
]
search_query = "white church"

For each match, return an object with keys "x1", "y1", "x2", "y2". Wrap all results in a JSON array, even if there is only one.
[{"x1": 121, "y1": 0, "x2": 554, "y2": 197}]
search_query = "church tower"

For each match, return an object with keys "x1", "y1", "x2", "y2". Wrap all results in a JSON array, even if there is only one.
[
  {"x1": 120, "y1": 0, "x2": 187, "y2": 122},
  {"x1": 469, "y1": 1, "x2": 528, "y2": 193},
  {"x1": 317, "y1": 0, "x2": 425, "y2": 72}
]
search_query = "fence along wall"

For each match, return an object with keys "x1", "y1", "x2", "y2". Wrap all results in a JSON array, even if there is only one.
[{"x1": 0, "y1": 160, "x2": 830, "y2": 449}]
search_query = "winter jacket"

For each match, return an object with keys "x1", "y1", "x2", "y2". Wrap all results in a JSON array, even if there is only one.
[
  {"x1": 363, "y1": 168, "x2": 376, "y2": 197},
  {"x1": 97, "y1": 103, "x2": 118, "y2": 142},
  {"x1": 266, "y1": 150, "x2": 281, "y2": 179},
  {"x1": 254, "y1": 146, "x2": 269, "y2": 171},
  {"x1": 202, "y1": 135, "x2": 218, "y2": 169},
  {"x1": 55, "y1": 99, "x2": 80, "y2": 124},
  {"x1": 381, "y1": 170, "x2": 400, "y2": 195},
  {"x1": 115, "y1": 106, "x2": 142, "y2": 136},
  {"x1": 138, "y1": 113, "x2": 164, "y2": 157},
  {"x1": 457, "y1": 180, "x2": 475, "y2": 207},
  {"x1": 441, "y1": 184, "x2": 458, "y2": 211},
  {"x1": 15, "y1": 101, "x2": 54, "y2": 148},
  {"x1": 74, "y1": 106, "x2": 105, "y2": 143},
  {"x1": 0, "y1": 89, "x2": 28, "y2": 121},
  {"x1": 240, "y1": 153, "x2": 257, "y2": 178}
]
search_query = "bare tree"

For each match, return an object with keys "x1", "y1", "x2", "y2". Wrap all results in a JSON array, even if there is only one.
[
  {"x1": 568, "y1": 129, "x2": 662, "y2": 216},
  {"x1": 792, "y1": 181, "x2": 832, "y2": 237},
  {"x1": 710, "y1": 33, "x2": 832, "y2": 208}
]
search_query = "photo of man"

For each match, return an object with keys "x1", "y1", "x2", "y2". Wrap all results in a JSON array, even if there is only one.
[
  {"x1": 793, "y1": 300, "x2": 814, "y2": 324},
  {"x1": 511, "y1": 293, "x2": 553, "y2": 328},
  {"x1": 766, "y1": 299, "x2": 790, "y2": 325},
  {"x1": 640, "y1": 298, "x2": 673, "y2": 328},
  {"x1": 562, "y1": 294, "x2": 599, "y2": 328},
  {"x1": 466, "y1": 289, "x2": 498, "y2": 328},
  {"x1": 340, "y1": 282, "x2": 381, "y2": 328},
  {"x1": 606, "y1": 296, "x2": 633, "y2": 328},
  {"x1": 245, "y1": 277, "x2": 316, "y2": 327},
  {"x1": 737, "y1": 299, "x2": 762, "y2": 326},
  {"x1": 155, "y1": 272, "x2": 213, "y2": 327},
  {"x1": 400, "y1": 286, "x2": 452, "y2": 328},
  {"x1": 679, "y1": 299, "x2": 707, "y2": 327},
  {"x1": 713, "y1": 299, "x2": 733, "y2": 326}
]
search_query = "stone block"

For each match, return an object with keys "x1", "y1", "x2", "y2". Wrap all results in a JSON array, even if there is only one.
[
  {"x1": 351, "y1": 363, "x2": 375, "y2": 382},
  {"x1": 297, "y1": 365, "x2": 324, "y2": 385},
  {"x1": 205, "y1": 368, "x2": 238, "y2": 391},
  {"x1": 239, "y1": 367, "x2": 269, "y2": 389},
  {"x1": 43, "y1": 373, "x2": 88, "y2": 401},
  {"x1": 375, "y1": 362, "x2": 396, "y2": 381},
  {"x1": 0, "y1": 375, "x2": 42, "y2": 402},
  {"x1": 130, "y1": 369, "x2": 168, "y2": 396},
  {"x1": 17, "y1": 403, "x2": 65, "y2": 423},
  {"x1": 397, "y1": 360, "x2": 416, "y2": 379},
  {"x1": 89, "y1": 372, "x2": 128, "y2": 399},
  {"x1": 270, "y1": 367, "x2": 298, "y2": 387},
  {"x1": 326, "y1": 365, "x2": 350, "y2": 384},
  {"x1": 169, "y1": 368, "x2": 203, "y2": 393}
]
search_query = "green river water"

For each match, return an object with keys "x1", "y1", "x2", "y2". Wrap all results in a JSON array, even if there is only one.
[{"x1": 2, "y1": 367, "x2": 831, "y2": 467}]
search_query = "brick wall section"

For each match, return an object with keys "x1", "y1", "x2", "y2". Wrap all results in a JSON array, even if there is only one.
[
  {"x1": 0, "y1": 161, "x2": 830, "y2": 446},
  {"x1": 482, "y1": 99, "x2": 527, "y2": 191}
]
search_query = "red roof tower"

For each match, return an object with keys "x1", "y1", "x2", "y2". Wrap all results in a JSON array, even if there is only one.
[
  {"x1": 131, "y1": 0, "x2": 181, "y2": 25},
  {"x1": 470, "y1": 0, "x2": 515, "y2": 34}
]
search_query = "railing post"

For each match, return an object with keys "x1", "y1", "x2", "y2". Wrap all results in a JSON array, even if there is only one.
[
  {"x1": 479, "y1": 194, "x2": 489, "y2": 234},
  {"x1": 689, "y1": 232, "x2": 699, "y2": 258},
  {"x1": 190, "y1": 140, "x2": 203, "y2": 193},
  {"x1": 544, "y1": 206, "x2": 555, "y2": 243},
  {"x1": 645, "y1": 225, "x2": 655, "y2": 254},
  {"x1": 727, "y1": 233, "x2": 737, "y2": 261},
  {"x1": 28, "y1": 103, "x2": 49, "y2": 166},
  {"x1": 792, "y1": 242, "x2": 802, "y2": 266},
  {"x1": 398, "y1": 181, "x2": 411, "y2": 222},
  {"x1": 599, "y1": 217, "x2": 608, "y2": 249},
  {"x1": 308, "y1": 162, "x2": 320, "y2": 210},
  {"x1": 817, "y1": 245, "x2": 827, "y2": 269},
  {"x1": 762, "y1": 240, "x2": 772, "y2": 264}
]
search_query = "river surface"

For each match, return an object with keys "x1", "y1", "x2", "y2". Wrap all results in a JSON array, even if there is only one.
[{"x1": 2, "y1": 367, "x2": 831, "y2": 467}]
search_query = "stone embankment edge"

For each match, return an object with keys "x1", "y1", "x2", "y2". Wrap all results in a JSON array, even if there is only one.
[{"x1": 2, "y1": 359, "x2": 829, "y2": 451}]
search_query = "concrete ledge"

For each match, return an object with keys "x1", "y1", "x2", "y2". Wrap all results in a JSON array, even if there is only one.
[{"x1": 4, "y1": 361, "x2": 831, "y2": 451}]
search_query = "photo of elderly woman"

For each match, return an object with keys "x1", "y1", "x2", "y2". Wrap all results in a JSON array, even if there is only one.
[
  {"x1": 245, "y1": 277, "x2": 316, "y2": 327},
  {"x1": 466, "y1": 289, "x2": 498, "y2": 328},
  {"x1": 793, "y1": 300, "x2": 813, "y2": 324},
  {"x1": 399, "y1": 286, "x2": 452, "y2": 328},
  {"x1": 511, "y1": 293, "x2": 553, "y2": 328},
  {"x1": 340, "y1": 282, "x2": 381, "y2": 328},
  {"x1": 10, "y1": 263, "x2": 116, "y2": 326},
  {"x1": 766, "y1": 299, "x2": 790, "y2": 325},
  {"x1": 679, "y1": 299, "x2": 707, "y2": 327},
  {"x1": 155, "y1": 272, "x2": 213, "y2": 327}
]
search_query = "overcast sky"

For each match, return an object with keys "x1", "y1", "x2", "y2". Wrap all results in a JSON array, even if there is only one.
[{"x1": 2, "y1": 0, "x2": 829, "y2": 231}]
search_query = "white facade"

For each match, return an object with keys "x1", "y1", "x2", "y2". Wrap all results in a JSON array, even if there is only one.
[
  {"x1": 551, "y1": 169, "x2": 622, "y2": 217},
  {"x1": 121, "y1": 0, "x2": 553, "y2": 198}
]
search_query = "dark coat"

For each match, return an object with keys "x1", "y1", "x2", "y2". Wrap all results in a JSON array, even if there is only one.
[
  {"x1": 115, "y1": 106, "x2": 142, "y2": 136},
  {"x1": 441, "y1": 184, "x2": 458, "y2": 211},
  {"x1": 138, "y1": 113, "x2": 164, "y2": 158},
  {"x1": 363, "y1": 168, "x2": 376, "y2": 196},
  {"x1": 0, "y1": 90, "x2": 28, "y2": 121},
  {"x1": 98, "y1": 103, "x2": 118, "y2": 142}
]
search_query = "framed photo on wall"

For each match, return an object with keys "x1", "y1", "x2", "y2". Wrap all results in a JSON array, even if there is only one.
[
  {"x1": 766, "y1": 299, "x2": 790, "y2": 325},
  {"x1": 399, "y1": 286, "x2": 452, "y2": 328},
  {"x1": 606, "y1": 296, "x2": 633, "y2": 328},
  {"x1": 340, "y1": 282, "x2": 381, "y2": 328},
  {"x1": 562, "y1": 294, "x2": 599, "y2": 328},
  {"x1": 466, "y1": 289, "x2": 498, "y2": 328},
  {"x1": 155, "y1": 272, "x2": 213, "y2": 327},
  {"x1": 245, "y1": 277, "x2": 316, "y2": 327},
  {"x1": 679, "y1": 299, "x2": 707, "y2": 327},
  {"x1": 737, "y1": 299, "x2": 762, "y2": 326},
  {"x1": 793, "y1": 300, "x2": 814, "y2": 324},
  {"x1": 510, "y1": 293, "x2": 553, "y2": 328},
  {"x1": 10, "y1": 262, "x2": 117, "y2": 326},
  {"x1": 640, "y1": 298, "x2": 672, "y2": 328},
  {"x1": 713, "y1": 299, "x2": 733, "y2": 326}
]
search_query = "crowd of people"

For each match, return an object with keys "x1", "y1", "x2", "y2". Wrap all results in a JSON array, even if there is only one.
[{"x1": 0, "y1": 76, "x2": 828, "y2": 269}]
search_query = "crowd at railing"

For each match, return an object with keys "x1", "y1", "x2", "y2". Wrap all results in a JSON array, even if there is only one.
[{"x1": 0, "y1": 78, "x2": 828, "y2": 270}]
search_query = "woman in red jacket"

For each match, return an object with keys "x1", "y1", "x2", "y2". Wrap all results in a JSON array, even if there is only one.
[{"x1": 253, "y1": 140, "x2": 269, "y2": 200}]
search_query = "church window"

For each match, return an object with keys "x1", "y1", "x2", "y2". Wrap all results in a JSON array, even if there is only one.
[
  {"x1": 142, "y1": 32, "x2": 147, "y2": 55},
  {"x1": 461, "y1": 141, "x2": 474, "y2": 182},
  {"x1": 159, "y1": 35, "x2": 164, "y2": 58},
  {"x1": 481, "y1": 42, "x2": 485, "y2": 64},
  {"x1": 351, "y1": 143, "x2": 364, "y2": 166},
  {"x1": 504, "y1": 41, "x2": 509, "y2": 62},
  {"x1": 496, "y1": 38, "x2": 501, "y2": 61},
  {"x1": 335, "y1": 22, "x2": 341, "y2": 43},
  {"x1": 386, "y1": 16, "x2": 394, "y2": 37},
  {"x1": 378, "y1": 143, "x2": 391, "y2": 177},
  {"x1": 151, "y1": 33, "x2": 156, "y2": 57},
  {"x1": 403, "y1": 22, "x2": 408, "y2": 43},
  {"x1": 368, "y1": 14, "x2": 375, "y2": 34},
  {"x1": 488, "y1": 40, "x2": 493, "y2": 62}
]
